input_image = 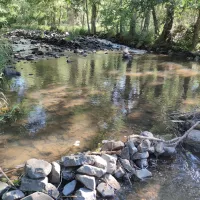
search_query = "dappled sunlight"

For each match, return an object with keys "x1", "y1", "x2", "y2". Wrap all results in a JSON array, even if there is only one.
[{"x1": 175, "y1": 69, "x2": 200, "y2": 77}]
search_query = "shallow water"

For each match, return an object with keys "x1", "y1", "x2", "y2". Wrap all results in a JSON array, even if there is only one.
[{"x1": 1, "y1": 50, "x2": 200, "y2": 199}]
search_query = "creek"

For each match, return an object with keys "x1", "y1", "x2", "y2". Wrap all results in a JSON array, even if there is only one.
[{"x1": 0, "y1": 41, "x2": 200, "y2": 199}]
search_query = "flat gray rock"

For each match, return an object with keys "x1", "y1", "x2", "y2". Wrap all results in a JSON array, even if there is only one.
[
  {"x1": 102, "y1": 140, "x2": 124, "y2": 151},
  {"x1": 102, "y1": 174, "x2": 120, "y2": 190},
  {"x1": 21, "y1": 192, "x2": 53, "y2": 200},
  {"x1": 76, "y1": 174, "x2": 96, "y2": 190},
  {"x1": 132, "y1": 151, "x2": 149, "y2": 160},
  {"x1": 45, "y1": 183, "x2": 59, "y2": 199},
  {"x1": 25, "y1": 158, "x2": 52, "y2": 179},
  {"x1": 49, "y1": 162, "x2": 60, "y2": 184},
  {"x1": 20, "y1": 176, "x2": 48, "y2": 192},
  {"x1": 101, "y1": 154, "x2": 117, "y2": 174},
  {"x1": 97, "y1": 182, "x2": 114, "y2": 197},
  {"x1": 2, "y1": 190, "x2": 25, "y2": 200},
  {"x1": 184, "y1": 129, "x2": 200, "y2": 150},
  {"x1": 61, "y1": 155, "x2": 95, "y2": 167},
  {"x1": 74, "y1": 188, "x2": 96, "y2": 200},
  {"x1": 62, "y1": 180, "x2": 77, "y2": 196},
  {"x1": 135, "y1": 169, "x2": 152, "y2": 179},
  {"x1": 0, "y1": 182, "x2": 9, "y2": 196},
  {"x1": 93, "y1": 156, "x2": 107, "y2": 170},
  {"x1": 77, "y1": 165, "x2": 106, "y2": 177}
]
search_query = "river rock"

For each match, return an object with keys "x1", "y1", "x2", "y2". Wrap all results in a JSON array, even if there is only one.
[
  {"x1": 0, "y1": 182, "x2": 9, "y2": 196},
  {"x1": 45, "y1": 183, "x2": 59, "y2": 199},
  {"x1": 63, "y1": 180, "x2": 77, "y2": 196},
  {"x1": 120, "y1": 147, "x2": 130, "y2": 160},
  {"x1": 140, "y1": 131, "x2": 154, "y2": 138},
  {"x1": 101, "y1": 140, "x2": 124, "y2": 151},
  {"x1": 119, "y1": 158, "x2": 135, "y2": 174},
  {"x1": 25, "y1": 158, "x2": 52, "y2": 179},
  {"x1": 20, "y1": 176, "x2": 48, "y2": 192},
  {"x1": 93, "y1": 156, "x2": 107, "y2": 170},
  {"x1": 132, "y1": 151, "x2": 149, "y2": 160},
  {"x1": 21, "y1": 192, "x2": 53, "y2": 200},
  {"x1": 74, "y1": 188, "x2": 96, "y2": 200},
  {"x1": 102, "y1": 174, "x2": 120, "y2": 190},
  {"x1": 97, "y1": 182, "x2": 115, "y2": 197},
  {"x1": 137, "y1": 139, "x2": 151, "y2": 152},
  {"x1": 2, "y1": 190, "x2": 25, "y2": 200},
  {"x1": 135, "y1": 159, "x2": 148, "y2": 168},
  {"x1": 114, "y1": 165, "x2": 125, "y2": 179},
  {"x1": 184, "y1": 129, "x2": 200, "y2": 151},
  {"x1": 135, "y1": 169, "x2": 152, "y2": 179},
  {"x1": 49, "y1": 161, "x2": 60, "y2": 184},
  {"x1": 77, "y1": 165, "x2": 106, "y2": 177},
  {"x1": 101, "y1": 154, "x2": 117, "y2": 174},
  {"x1": 155, "y1": 142, "x2": 165, "y2": 155},
  {"x1": 61, "y1": 154, "x2": 95, "y2": 167},
  {"x1": 163, "y1": 146, "x2": 176, "y2": 156},
  {"x1": 127, "y1": 141, "x2": 138, "y2": 156},
  {"x1": 62, "y1": 168, "x2": 75, "y2": 181},
  {"x1": 76, "y1": 174, "x2": 96, "y2": 190}
]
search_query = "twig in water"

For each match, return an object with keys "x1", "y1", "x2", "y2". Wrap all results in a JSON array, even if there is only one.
[{"x1": 0, "y1": 167, "x2": 16, "y2": 188}]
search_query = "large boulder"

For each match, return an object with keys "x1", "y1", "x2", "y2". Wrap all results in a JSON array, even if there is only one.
[
  {"x1": 25, "y1": 158, "x2": 52, "y2": 179},
  {"x1": 21, "y1": 192, "x2": 53, "y2": 200},
  {"x1": 61, "y1": 154, "x2": 95, "y2": 167},
  {"x1": 97, "y1": 182, "x2": 114, "y2": 197},
  {"x1": 77, "y1": 165, "x2": 106, "y2": 178},
  {"x1": 101, "y1": 140, "x2": 124, "y2": 151},
  {"x1": 49, "y1": 162, "x2": 60, "y2": 184},
  {"x1": 74, "y1": 188, "x2": 96, "y2": 200},
  {"x1": 76, "y1": 174, "x2": 96, "y2": 190},
  {"x1": 2, "y1": 190, "x2": 25, "y2": 200},
  {"x1": 63, "y1": 180, "x2": 77, "y2": 196},
  {"x1": 184, "y1": 129, "x2": 200, "y2": 151},
  {"x1": 101, "y1": 154, "x2": 117, "y2": 174},
  {"x1": 20, "y1": 176, "x2": 48, "y2": 192}
]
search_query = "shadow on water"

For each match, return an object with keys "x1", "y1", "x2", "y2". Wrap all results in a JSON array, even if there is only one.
[{"x1": 1, "y1": 51, "x2": 200, "y2": 199}]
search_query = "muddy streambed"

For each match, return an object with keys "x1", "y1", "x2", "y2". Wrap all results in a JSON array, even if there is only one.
[{"x1": 1, "y1": 49, "x2": 200, "y2": 199}]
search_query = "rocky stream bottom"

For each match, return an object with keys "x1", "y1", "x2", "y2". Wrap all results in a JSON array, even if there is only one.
[{"x1": 1, "y1": 128, "x2": 199, "y2": 200}]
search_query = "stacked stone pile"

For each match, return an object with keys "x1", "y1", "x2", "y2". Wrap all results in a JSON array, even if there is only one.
[{"x1": 0, "y1": 131, "x2": 176, "y2": 200}]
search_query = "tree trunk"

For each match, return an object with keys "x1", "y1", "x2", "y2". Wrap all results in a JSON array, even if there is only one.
[
  {"x1": 58, "y1": 6, "x2": 62, "y2": 26},
  {"x1": 152, "y1": 6, "x2": 159, "y2": 36},
  {"x1": 91, "y1": 3, "x2": 97, "y2": 35},
  {"x1": 119, "y1": 0, "x2": 123, "y2": 35},
  {"x1": 157, "y1": 2, "x2": 174, "y2": 43},
  {"x1": 85, "y1": 0, "x2": 90, "y2": 34},
  {"x1": 142, "y1": 9, "x2": 151, "y2": 33},
  {"x1": 192, "y1": 9, "x2": 200, "y2": 50},
  {"x1": 129, "y1": 11, "x2": 137, "y2": 37}
]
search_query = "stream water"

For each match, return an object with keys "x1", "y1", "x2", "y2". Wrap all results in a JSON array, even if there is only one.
[{"x1": 0, "y1": 47, "x2": 200, "y2": 199}]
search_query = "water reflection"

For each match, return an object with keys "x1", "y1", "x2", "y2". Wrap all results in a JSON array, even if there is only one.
[{"x1": 0, "y1": 51, "x2": 200, "y2": 199}]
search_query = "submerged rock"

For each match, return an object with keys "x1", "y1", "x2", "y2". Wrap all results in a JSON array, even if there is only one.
[
  {"x1": 74, "y1": 188, "x2": 96, "y2": 200},
  {"x1": 97, "y1": 182, "x2": 115, "y2": 197},
  {"x1": 2, "y1": 190, "x2": 25, "y2": 200},
  {"x1": 21, "y1": 192, "x2": 53, "y2": 200},
  {"x1": 77, "y1": 165, "x2": 106, "y2": 178},
  {"x1": 76, "y1": 174, "x2": 96, "y2": 190},
  {"x1": 3, "y1": 68, "x2": 21, "y2": 77},
  {"x1": 135, "y1": 169, "x2": 152, "y2": 179},
  {"x1": 25, "y1": 158, "x2": 52, "y2": 179},
  {"x1": 63, "y1": 180, "x2": 77, "y2": 196}
]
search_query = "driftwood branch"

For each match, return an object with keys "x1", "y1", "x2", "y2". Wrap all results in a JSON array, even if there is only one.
[
  {"x1": 89, "y1": 150, "x2": 121, "y2": 155},
  {"x1": 128, "y1": 135, "x2": 165, "y2": 142},
  {"x1": 0, "y1": 167, "x2": 16, "y2": 187}
]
